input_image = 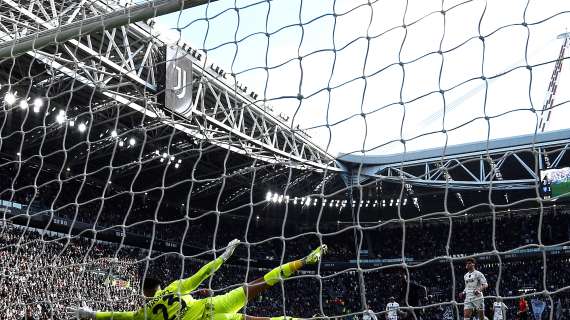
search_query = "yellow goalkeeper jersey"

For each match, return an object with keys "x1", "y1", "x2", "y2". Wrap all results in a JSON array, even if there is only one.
[
  {"x1": 131, "y1": 287, "x2": 206, "y2": 320},
  {"x1": 95, "y1": 258, "x2": 224, "y2": 320}
]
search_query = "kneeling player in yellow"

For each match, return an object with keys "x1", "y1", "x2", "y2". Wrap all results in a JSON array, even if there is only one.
[{"x1": 68, "y1": 240, "x2": 327, "y2": 320}]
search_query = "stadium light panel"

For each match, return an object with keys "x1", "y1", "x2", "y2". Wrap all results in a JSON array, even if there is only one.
[
  {"x1": 174, "y1": 163, "x2": 180, "y2": 169},
  {"x1": 118, "y1": 140, "x2": 125, "y2": 147},
  {"x1": 266, "y1": 192, "x2": 272, "y2": 201},
  {"x1": 19, "y1": 100, "x2": 27, "y2": 109},
  {"x1": 33, "y1": 105, "x2": 40, "y2": 113},
  {"x1": 33, "y1": 98, "x2": 43, "y2": 108},
  {"x1": 55, "y1": 110, "x2": 66, "y2": 124},
  {"x1": 4, "y1": 92, "x2": 16, "y2": 105}
]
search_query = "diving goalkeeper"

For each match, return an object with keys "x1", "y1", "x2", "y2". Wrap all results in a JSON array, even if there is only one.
[{"x1": 68, "y1": 239, "x2": 327, "y2": 320}]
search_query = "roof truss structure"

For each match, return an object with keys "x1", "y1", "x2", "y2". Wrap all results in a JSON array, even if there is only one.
[
  {"x1": 340, "y1": 130, "x2": 570, "y2": 190},
  {"x1": 0, "y1": 0, "x2": 339, "y2": 174}
]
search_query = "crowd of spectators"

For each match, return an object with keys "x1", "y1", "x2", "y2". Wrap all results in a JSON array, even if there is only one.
[
  {"x1": 367, "y1": 207, "x2": 570, "y2": 260},
  {"x1": 4, "y1": 171, "x2": 569, "y2": 262},
  {"x1": 2, "y1": 173, "x2": 570, "y2": 319},
  {"x1": 2, "y1": 213, "x2": 570, "y2": 320},
  {"x1": 5, "y1": 188, "x2": 569, "y2": 262}
]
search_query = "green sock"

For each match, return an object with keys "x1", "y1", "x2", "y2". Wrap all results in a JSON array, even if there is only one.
[{"x1": 263, "y1": 260, "x2": 303, "y2": 286}]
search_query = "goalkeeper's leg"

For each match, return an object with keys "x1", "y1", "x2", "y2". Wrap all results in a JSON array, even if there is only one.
[
  {"x1": 205, "y1": 245, "x2": 327, "y2": 319},
  {"x1": 243, "y1": 244, "x2": 327, "y2": 301}
]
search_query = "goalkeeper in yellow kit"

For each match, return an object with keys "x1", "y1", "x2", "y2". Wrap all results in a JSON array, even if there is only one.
[{"x1": 68, "y1": 239, "x2": 327, "y2": 320}]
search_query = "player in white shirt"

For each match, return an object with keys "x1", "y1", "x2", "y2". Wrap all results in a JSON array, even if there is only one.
[
  {"x1": 385, "y1": 297, "x2": 400, "y2": 320},
  {"x1": 493, "y1": 298, "x2": 508, "y2": 320},
  {"x1": 459, "y1": 258, "x2": 488, "y2": 320}
]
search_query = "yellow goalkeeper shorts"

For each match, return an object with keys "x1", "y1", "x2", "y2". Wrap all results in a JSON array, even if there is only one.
[{"x1": 201, "y1": 287, "x2": 247, "y2": 320}]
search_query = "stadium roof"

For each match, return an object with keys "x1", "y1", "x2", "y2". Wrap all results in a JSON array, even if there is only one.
[{"x1": 338, "y1": 128, "x2": 570, "y2": 166}]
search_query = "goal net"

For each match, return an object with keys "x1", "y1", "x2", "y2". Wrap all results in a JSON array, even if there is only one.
[{"x1": 1, "y1": 0, "x2": 570, "y2": 319}]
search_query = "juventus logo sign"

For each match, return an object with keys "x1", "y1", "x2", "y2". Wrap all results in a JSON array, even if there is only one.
[
  {"x1": 173, "y1": 66, "x2": 187, "y2": 99},
  {"x1": 162, "y1": 45, "x2": 193, "y2": 116}
]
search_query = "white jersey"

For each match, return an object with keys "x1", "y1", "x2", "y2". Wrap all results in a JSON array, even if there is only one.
[
  {"x1": 463, "y1": 270, "x2": 487, "y2": 300},
  {"x1": 386, "y1": 302, "x2": 399, "y2": 319},
  {"x1": 493, "y1": 301, "x2": 507, "y2": 320}
]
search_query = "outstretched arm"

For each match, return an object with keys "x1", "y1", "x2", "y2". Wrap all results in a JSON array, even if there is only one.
[
  {"x1": 95, "y1": 311, "x2": 135, "y2": 320},
  {"x1": 169, "y1": 256, "x2": 224, "y2": 293},
  {"x1": 166, "y1": 239, "x2": 240, "y2": 294}
]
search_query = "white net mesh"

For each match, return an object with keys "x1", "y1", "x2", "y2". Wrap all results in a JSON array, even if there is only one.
[{"x1": 1, "y1": 0, "x2": 570, "y2": 320}]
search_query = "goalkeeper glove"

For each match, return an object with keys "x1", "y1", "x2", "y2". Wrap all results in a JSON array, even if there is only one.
[
  {"x1": 66, "y1": 305, "x2": 96, "y2": 320},
  {"x1": 220, "y1": 239, "x2": 240, "y2": 261}
]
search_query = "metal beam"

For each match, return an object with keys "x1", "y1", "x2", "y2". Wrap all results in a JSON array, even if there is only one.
[
  {"x1": 0, "y1": 0, "x2": 340, "y2": 174},
  {"x1": 347, "y1": 142, "x2": 570, "y2": 190},
  {"x1": 0, "y1": 0, "x2": 217, "y2": 58}
]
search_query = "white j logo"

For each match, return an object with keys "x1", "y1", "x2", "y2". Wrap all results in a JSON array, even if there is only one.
[{"x1": 173, "y1": 66, "x2": 187, "y2": 98}]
